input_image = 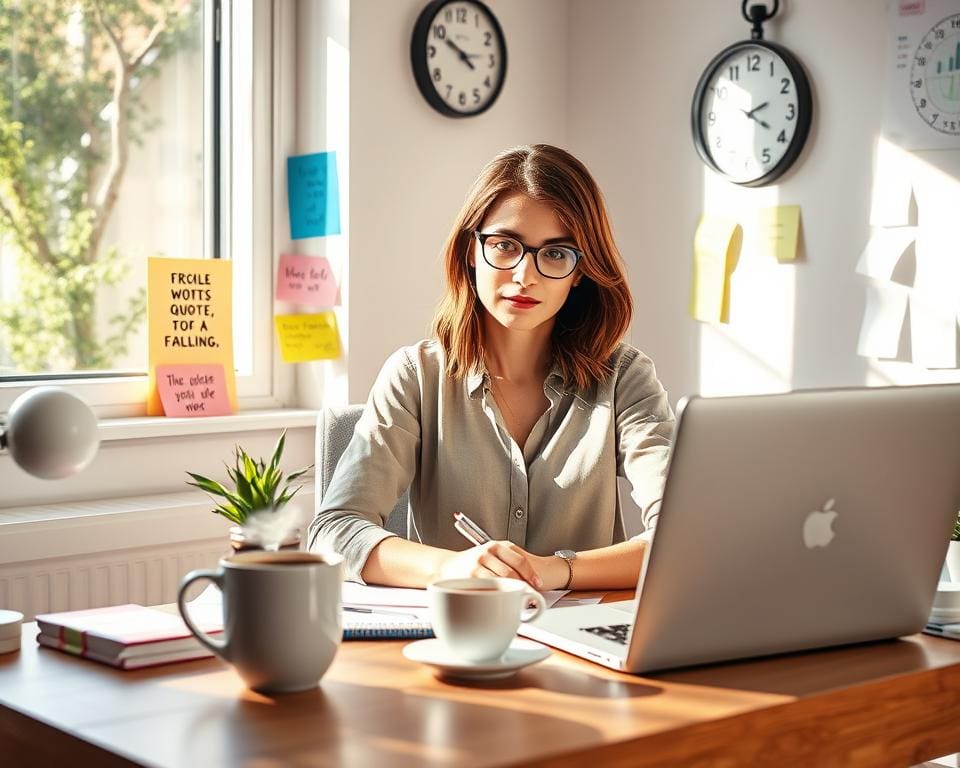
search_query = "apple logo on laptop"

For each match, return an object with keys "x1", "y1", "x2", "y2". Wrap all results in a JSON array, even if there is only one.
[{"x1": 803, "y1": 498, "x2": 838, "y2": 549}]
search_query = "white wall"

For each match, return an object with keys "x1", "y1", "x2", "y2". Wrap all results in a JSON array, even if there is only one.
[
  {"x1": 337, "y1": 0, "x2": 960, "y2": 407},
  {"x1": 572, "y1": 0, "x2": 960, "y2": 400}
]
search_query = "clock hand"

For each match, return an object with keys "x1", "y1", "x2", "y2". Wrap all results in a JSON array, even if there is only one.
[
  {"x1": 445, "y1": 39, "x2": 476, "y2": 70},
  {"x1": 745, "y1": 101, "x2": 770, "y2": 118},
  {"x1": 739, "y1": 106, "x2": 771, "y2": 129}
]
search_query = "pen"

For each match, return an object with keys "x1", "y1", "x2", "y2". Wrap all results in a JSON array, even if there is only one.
[{"x1": 453, "y1": 511, "x2": 491, "y2": 546}]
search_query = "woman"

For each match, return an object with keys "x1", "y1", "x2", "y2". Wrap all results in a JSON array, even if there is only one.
[{"x1": 308, "y1": 144, "x2": 673, "y2": 591}]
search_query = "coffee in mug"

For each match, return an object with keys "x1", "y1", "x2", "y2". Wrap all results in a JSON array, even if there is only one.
[
  {"x1": 428, "y1": 577, "x2": 546, "y2": 663},
  {"x1": 177, "y1": 550, "x2": 343, "y2": 693}
]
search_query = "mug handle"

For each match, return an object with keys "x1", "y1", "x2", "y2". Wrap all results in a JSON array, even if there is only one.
[
  {"x1": 520, "y1": 590, "x2": 546, "y2": 623},
  {"x1": 177, "y1": 568, "x2": 229, "y2": 659}
]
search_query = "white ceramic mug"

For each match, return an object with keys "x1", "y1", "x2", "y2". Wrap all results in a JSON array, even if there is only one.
[
  {"x1": 428, "y1": 577, "x2": 546, "y2": 663},
  {"x1": 177, "y1": 550, "x2": 343, "y2": 693}
]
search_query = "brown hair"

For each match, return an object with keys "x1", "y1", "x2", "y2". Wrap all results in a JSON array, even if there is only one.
[{"x1": 431, "y1": 144, "x2": 633, "y2": 391}]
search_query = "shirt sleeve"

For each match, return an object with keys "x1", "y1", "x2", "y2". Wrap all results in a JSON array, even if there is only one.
[
  {"x1": 306, "y1": 348, "x2": 422, "y2": 583},
  {"x1": 614, "y1": 348, "x2": 675, "y2": 539}
]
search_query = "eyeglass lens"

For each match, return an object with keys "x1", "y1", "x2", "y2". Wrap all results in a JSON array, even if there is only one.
[{"x1": 480, "y1": 235, "x2": 579, "y2": 279}]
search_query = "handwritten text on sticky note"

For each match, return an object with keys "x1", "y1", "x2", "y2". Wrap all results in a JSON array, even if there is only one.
[
  {"x1": 156, "y1": 364, "x2": 233, "y2": 417},
  {"x1": 275, "y1": 254, "x2": 339, "y2": 306},
  {"x1": 287, "y1": 151, "x2": 341, "y2": 239},
  {"x1": 275, "y1": 311, "x2": 342, "y2": 362}
]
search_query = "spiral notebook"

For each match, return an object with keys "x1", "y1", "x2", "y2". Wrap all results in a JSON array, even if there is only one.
[{"x1": 343, "y1": 608, "x2": 433, "y2": 640}]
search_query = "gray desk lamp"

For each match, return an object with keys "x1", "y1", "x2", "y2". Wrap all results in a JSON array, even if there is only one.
[{"x1": 0, "y1": 386, "x2": 99, "y2": 479}]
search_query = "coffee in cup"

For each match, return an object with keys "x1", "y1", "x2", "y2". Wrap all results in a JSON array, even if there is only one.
[
  {"x1": 428, "y1": 577, "x2": 546, "y2": 662},
  {"x1": 177, "y1": 550, "x2": 343, "y2": 693}
]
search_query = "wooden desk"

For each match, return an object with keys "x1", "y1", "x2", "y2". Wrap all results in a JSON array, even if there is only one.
[{"x1": 2, "y1": 612, "x2": 960, "y2": 767}]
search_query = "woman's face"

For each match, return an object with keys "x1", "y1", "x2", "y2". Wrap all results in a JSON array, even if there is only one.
[{"x1": 470, "y1": 192, "x2": 581, "y2": 336}]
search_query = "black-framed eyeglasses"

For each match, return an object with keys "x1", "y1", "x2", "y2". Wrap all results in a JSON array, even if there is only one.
[{"x1": 472, "y1": 231, "x2": 582, "y2": 280}]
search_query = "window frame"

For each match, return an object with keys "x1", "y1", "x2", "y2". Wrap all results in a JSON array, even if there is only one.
[{"x1": 0, "y1": 0, "x2": 286, "y2": 419}]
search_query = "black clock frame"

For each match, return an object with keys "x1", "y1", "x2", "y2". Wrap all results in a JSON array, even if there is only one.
[
  {"x1": 410, "y1": 0, "x2": 508, "y2": 118},
  {"x1": 691, "y1": 39, "x2": 813, "y2": 187}
]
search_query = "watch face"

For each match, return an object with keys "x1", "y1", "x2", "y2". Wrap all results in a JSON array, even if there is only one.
[
  {"x1": 910, "y1": 13, "x2": 960, "y2": 136},
  {"x1": 411, "y1": 0, "x2": 507, "y2": 118},
  {"x1": 693, "y1": 42, "x2": 811, "y2": 186}
]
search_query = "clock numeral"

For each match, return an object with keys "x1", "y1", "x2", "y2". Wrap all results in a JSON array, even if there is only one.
[
  {"x1": 428, "y1": 45, "x2": 436, "y2": 59},
  {"x1": 459, "y1": 91, "x2": 467, "y2": 106},
  {"x1": 484, "y1": 75, "x2": 491, "y2": 88},
  {"x1": 444, "y1": 9, "x2": 452, "y2": 22},
  {"x1": 445, "y1": 84, "x2": 452, "y2": 99},
  {"x1": 952, "y1": 18, "x2": 960, "y2": 29},
  {"x1": 762, "y1": 148, "x2": 771, "y2": 163},
  {"x1": 432, "y1": 24, "x2": 446, "y2": 40},
  {"x1": 747, "y1": 54, "x2": 760, "y2": 71},
  {"x1": 488, "y1": 54, "x2": 496, "y2": 68},
  {"x1": 931, "y1": 113, "x2": 939, "y2": 123},
  {"x1": 716, "y1": 85, "x2": 728, "y2": 100},
  {"x1": 473, "y1": 88, "x2": 481, "y2": 104},
  {"x1": 780, "y1": 78, "x2": 791, "y2": 95},
  {"x1": 786, "y1": 103, "x2": 795, "y2": 120},
  {"x1": 770, "y1": 60, "x2": 775, "y2": 76},
  {"x1": 715, "y1": 136, "x2": 722, "y2": 149},
  {"x1": 916, "y1": 56, "x2": 926, "y2": 66},
  {"x1": 707, "y1": 111, "x2": 716, "y2": 126},
  {"x1": 456, "y1": 7, "x2": 467, "y2": 23},
  {"x1": 484, "y1": 31, "x2": 492, "y2": 46},
  {"x1": 913, "y1": 79, "x2": 922, "y2": 88},
  {"x1": 935, "y1": 27, "x2": 945, "y2": 39},
  {"x1": 919, "y1": 97, "x2": 927, "y2": 108},
  {"x1": 777, "y1": 130, "x2": 787, "y2": 143},
  {"x1": 924, "y1": 41, "x2": 934, "y2": 50},
  {"x1": 728, "y1": 65, "x2": 740, "y2": 81},
  {"x1": 433, "y1": 68, "x2": 442, "y2": 82}
]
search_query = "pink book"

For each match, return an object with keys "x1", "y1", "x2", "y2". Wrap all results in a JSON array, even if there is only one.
[{"x1": 35, "y1": 603, "x2": 223, "y2": 669}]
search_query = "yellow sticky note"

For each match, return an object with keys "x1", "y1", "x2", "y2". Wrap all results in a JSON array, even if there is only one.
[
  {"x1": 689, "y1": 216, "x2": 742, "y2": 324},
  {"x1": 275, "y1": 311, "x2": 342, "y2": 362},
  {"x1": 757, "y1": 205, "x2": 801, "y2": 263},
  {"x1": 147, "y1": 257, "x2": 236, "y2": 416}
]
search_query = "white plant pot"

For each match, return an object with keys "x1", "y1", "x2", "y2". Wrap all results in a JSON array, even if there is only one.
[{"x1": 946, "y1": 540, "x2": 960, "y2": 583}]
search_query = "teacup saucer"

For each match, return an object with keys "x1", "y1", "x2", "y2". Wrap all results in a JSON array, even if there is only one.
[{"x1": 402, "y1": 637, "x2": 551, "y2": 680}]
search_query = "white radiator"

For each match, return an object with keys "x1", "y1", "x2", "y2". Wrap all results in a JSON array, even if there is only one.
[{"x1": 0, "y1": 489, "x2": 315, "y2": 621}]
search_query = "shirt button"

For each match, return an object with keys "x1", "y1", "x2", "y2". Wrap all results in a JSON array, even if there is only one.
[{"x1": 514, "y1": 507, "x2": 524, "y2": 519}]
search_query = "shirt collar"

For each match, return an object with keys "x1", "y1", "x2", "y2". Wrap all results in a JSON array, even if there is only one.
[{"x1": 466, "y1": 362, "x2": 596, "y2": 405}]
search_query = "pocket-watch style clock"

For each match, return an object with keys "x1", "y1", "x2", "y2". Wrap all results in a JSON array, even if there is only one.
[
  {"x1": 410, "y1": 0, "x2": 507, "y2": 118},
  {"x1": 691, "y1": 1, "x2": 813, "y2": 187},
  {"x1": 910, "y1": 12, "x2": 960, "y2": 136}
]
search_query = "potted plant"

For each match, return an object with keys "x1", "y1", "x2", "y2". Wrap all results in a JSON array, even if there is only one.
[
  {"x1": 947, "y1": 510, "x2": 960, "y2": 583},
  {"x1": 186, "y1": 430, "x2": 312, "y2": 552}
]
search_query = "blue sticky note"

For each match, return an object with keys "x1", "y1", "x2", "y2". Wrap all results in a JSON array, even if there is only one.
[{"x1": 287, "y1": 151, "x2": 341, "y2": 239}]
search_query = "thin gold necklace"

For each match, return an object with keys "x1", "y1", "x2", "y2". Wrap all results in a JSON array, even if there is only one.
[{"x1": 489, "y1": 373, "x2": 519, "y2": 428}]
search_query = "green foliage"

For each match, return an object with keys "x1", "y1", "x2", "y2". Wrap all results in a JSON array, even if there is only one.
[
  {"x1": 0, "y1": 0, "x2": 197, "y2": 371},
  {"x1": 953, "y1": 510, "x2": 960, "y2": 542},
  {"x1": 186, "y1": 431, "x2": 314, "y2": 526}
]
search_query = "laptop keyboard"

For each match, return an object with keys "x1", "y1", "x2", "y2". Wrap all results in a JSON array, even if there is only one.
[{"x1": 581, "y1": 623, "x2": 630, "y2": 645}]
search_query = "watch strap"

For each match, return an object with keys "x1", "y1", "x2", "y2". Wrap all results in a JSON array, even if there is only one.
[{"x1": 555, "y1": 551, "x2": 575, "y2": 590}]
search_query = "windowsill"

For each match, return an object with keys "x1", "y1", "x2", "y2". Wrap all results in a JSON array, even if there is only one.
[{"x1": 97, "y1": 408, "x2": 320, "y2": 442}]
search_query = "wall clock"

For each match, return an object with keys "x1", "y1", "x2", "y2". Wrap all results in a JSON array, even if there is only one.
[
  {"x1": 691, "y1": 1, "x2": 813, "y2": 186},
  {"x1": 410, "y1": 0, "x2": 507, "y2": 118},
  {"x1": 910, "y1": 12, "x2": 960, "y2": 137}
]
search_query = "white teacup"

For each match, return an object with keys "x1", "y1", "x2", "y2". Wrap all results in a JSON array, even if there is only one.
[
  {"x1": 177, "y1": 550, "x2": 343, "y2": 693},
  {"x1": 428, "y1": 577, "x2": 546, "y2": 663}
]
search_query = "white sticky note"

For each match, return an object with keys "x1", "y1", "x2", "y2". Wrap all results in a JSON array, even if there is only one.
[
  {"x1": 857, "y1": 281, "x2": 909, "y2": 359},
  {"x1": 855, "y1": 227, "x2": 917, "y2": 281},
  {"x1": 869, "y1": 140, "x2": 915, "y2": 227}
]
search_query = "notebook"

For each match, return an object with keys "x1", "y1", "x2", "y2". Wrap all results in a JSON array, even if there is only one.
[{"x1": 521, "y1": 383, "x2": 960, "y2": 673}]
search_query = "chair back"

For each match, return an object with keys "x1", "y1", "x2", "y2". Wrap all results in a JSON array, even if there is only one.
[{"x1": 316, "y1": 405, "x2": 408, "y2": 536}]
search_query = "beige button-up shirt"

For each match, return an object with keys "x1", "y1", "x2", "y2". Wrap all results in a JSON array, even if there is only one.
[{"x1": 307, "y1": 340, "x2": 674, "y2": 582}]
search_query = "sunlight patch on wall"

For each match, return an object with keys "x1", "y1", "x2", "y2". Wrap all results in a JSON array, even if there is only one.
[{"x1": 698, "y1": 170, "x2": 796, "y2": 397}]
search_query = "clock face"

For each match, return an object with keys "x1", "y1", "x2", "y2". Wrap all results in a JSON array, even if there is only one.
[
  {"x1": 411, "y1": 0, "x2": 507, "y2": 118},
  {"x1": 910, "y1": 13, "x2": 960, "y2": 136},
  {"x1": 692, "y1": 41, "x2": 812, "y2": 186}
]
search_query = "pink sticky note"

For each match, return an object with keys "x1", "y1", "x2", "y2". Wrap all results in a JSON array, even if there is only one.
[
  {"x1": 275, "y1": 254, "x2": 339, "y2": 306},
  {"x1": 156, "y1": 364, "x2": 233, "y2": 417}
]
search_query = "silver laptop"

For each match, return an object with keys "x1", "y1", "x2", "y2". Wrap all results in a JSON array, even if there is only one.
[{"x1": 520, "y1": 384, "x2": 960, "y2": 673}]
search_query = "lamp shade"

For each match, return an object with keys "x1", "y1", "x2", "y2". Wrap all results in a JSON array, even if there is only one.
[{"x1": 2, "y1": 387, "x2": 99, "y2": 479}]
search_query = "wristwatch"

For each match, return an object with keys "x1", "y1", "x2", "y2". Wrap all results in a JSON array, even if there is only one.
[{"x1": 554, "y1": 549, "x2": 577, "y2": 590}]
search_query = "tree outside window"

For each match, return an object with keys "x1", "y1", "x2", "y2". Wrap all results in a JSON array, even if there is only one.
[{"x1": 0, "y1": 0, "x2": 201, "y2": 375}]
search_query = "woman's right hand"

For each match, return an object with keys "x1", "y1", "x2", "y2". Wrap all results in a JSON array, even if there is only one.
[{"x1": 437, "y1": 540, "x2": 544, "y2": 589}]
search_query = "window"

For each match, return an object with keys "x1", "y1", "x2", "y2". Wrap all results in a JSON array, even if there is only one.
[{"x1": 0, "y1": 0, "x2": 276, "y2": 416}]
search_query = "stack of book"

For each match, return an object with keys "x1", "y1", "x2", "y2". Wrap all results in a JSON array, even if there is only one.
[{"x1": 35, "y1": 603, "x2": 223, "y2": 669}]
